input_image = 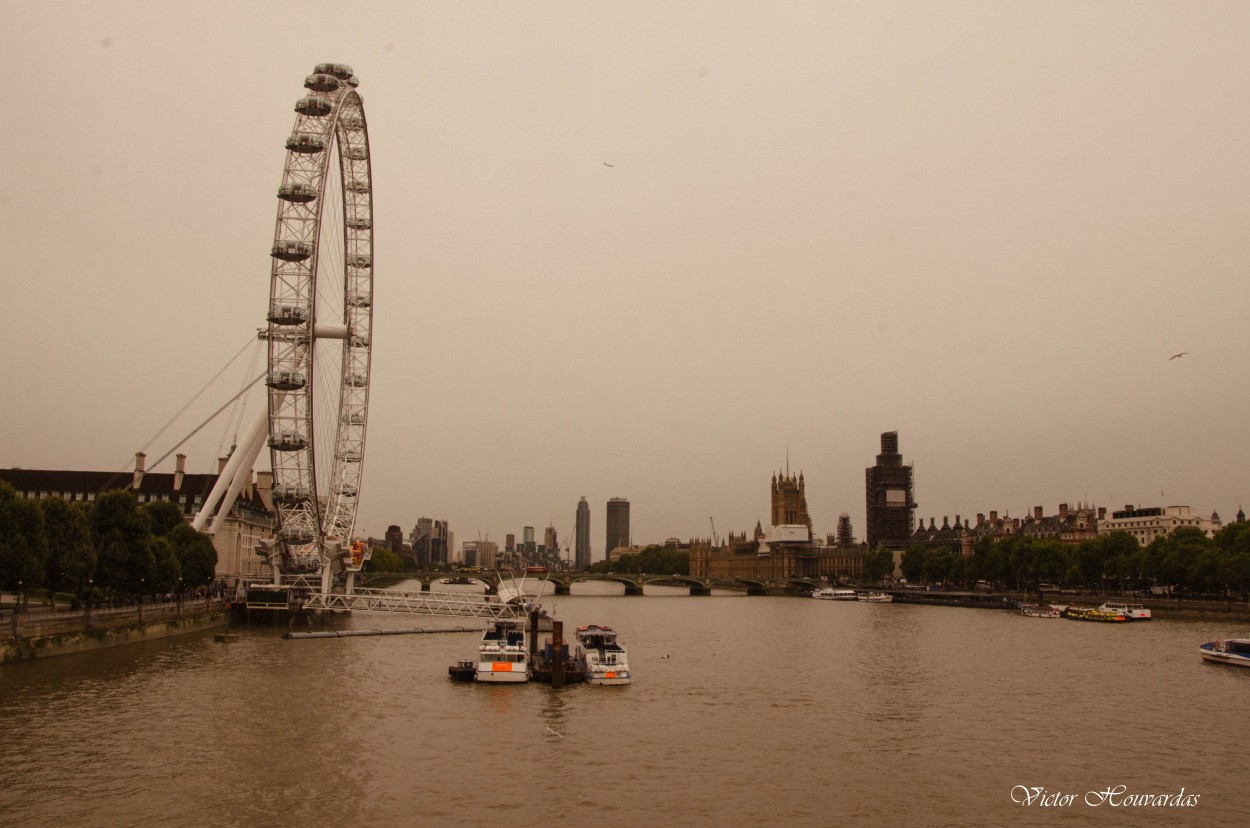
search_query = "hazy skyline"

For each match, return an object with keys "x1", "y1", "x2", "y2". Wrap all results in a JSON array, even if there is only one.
[{"x1": 3, "y1": 2, "x2": 1248, "y2": 559}]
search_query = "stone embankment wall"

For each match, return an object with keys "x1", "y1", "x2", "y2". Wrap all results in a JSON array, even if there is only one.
[{"x1": 2, "y1": 607, "x2": 227, "y2": 665}]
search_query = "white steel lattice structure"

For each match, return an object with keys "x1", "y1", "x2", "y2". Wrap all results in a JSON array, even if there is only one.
[
  {"x1": 267, "y1": 63, "x2": 374, "y2": 580},
  {"x1": 192, "y1": 63, "x2": 374, "y2": 592}
]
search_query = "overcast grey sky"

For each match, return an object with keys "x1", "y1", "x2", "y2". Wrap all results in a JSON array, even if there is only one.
[{"x1": 2, "y1": 1, "x2": 1247, "y2": 558}]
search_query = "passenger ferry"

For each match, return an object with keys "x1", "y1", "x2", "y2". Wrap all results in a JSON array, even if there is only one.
[
  {"x1": 574, "y1": 625, "x2": 631, "y2": 685},
  {"x1": 1199, "y1": 638, "x2": 1250, "y2": 668},
  {"x1": 858, "y1": 592, "x2": 893, "y2": 603},
  {"x1": 811, "y1": 588, "x2": 857, "y2": 600},
  {"x1": 1018, "y1": 603, "x2": 1062, "y2": 618},
  {"x1": 1099, "y1": 601, "x2": 1152, "y2": 621},
  {"x1": 475, "y1": 619, "x2": 529, "y2": 683},
  {"x1": 1063, "y1": 606, "x2": 1126, "y2": 623}
]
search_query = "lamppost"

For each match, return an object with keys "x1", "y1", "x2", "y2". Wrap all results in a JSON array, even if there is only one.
[
  {"x1": 176, "y1": 577, "x2": 183, "y2": 617},
  {"x1": 138, "y1": 577, "x2": 144, "y2": 624},
  {"x1": 10, "y1": 579, "x2": 20, "y2": 639}
]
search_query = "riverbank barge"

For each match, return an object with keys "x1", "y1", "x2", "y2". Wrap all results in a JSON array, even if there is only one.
[{"x1": 887, "y1": 590, "x2": 1018, "y2": 610}]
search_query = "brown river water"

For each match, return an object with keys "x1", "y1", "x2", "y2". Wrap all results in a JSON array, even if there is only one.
[{"x1": 1, "y1": 581, "x2": 1243, "y2": 827}]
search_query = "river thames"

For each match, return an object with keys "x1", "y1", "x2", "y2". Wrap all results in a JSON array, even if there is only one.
[{"x1": 1, "y1": 582, "x2": 1242, "y2": 827}]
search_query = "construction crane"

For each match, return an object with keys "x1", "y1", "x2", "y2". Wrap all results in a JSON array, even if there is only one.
[{"x1": 709, "y1": 517, "x2": 719, "y2": 547}]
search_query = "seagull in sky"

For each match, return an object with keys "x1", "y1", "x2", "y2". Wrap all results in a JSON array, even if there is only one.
[
  {"x1": 1169, "y1": 352, "x2": 1189, "y2": 360},
  {"x1": 603, "y1": 162, "x2": 614, "y2": 167}
]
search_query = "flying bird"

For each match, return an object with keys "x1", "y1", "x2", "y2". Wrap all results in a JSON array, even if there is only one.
[
  {"x1": 603, "y1": 162, "x2": 614, "y2": 167},
  {"x1": 1169, "y1": 352, "x2": 1189, "y2": 360}
]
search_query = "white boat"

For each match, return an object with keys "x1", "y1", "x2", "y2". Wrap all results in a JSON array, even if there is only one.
[
  {"x1": 475, "y1": 619, "x2": 529, "y2": 683},
  {"x1": 1199, "y1": 638, "x2": 1250, "y2": 668},
  {"x1": 1099, "y1": 602, "x2": 1152, "y2": 621},
  {"x1": 1018, "y1": 603, "x2": 1062, "y2": 618},
  {"x1": 811, "y1": 588, "x2": 857, "y2": 600},
  {"x1": 574, "y1": 624, "x2": 631, "y2": 685},
  {"x1": 858, "y1": 592, "x2": 893, "y2": 603}
]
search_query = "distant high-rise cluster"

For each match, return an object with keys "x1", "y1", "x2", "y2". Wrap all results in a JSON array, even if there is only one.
[
  {"x1": 411, "y1": 518, "x2": 451, "y2": 566},
  {"x1": 865, "y1": 431, "x2": 915, "y2": 551}
]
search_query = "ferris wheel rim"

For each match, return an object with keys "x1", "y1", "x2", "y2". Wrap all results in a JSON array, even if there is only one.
[{"x1": 265, "y1": 63, "x2": 373, "y2": 573}]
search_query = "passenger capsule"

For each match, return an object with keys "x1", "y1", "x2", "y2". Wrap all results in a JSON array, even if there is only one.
[
  {"x1": 343, "y1": 146, "x2": 368, "y2": 161},
  {"x1": 350, "y1": 334, "x2": 370, "y2": 349},
  {"x1": 346, "y1": 253, "x2": 371, "y2": 269},
  {"x1": 347, "y1": 217, "x2": 372, "y2": 231},
  {"x1": 341, "y1": 411, "x2": 365, "y2": 426},
  {"x1": 279, "y1": 525, "x2": 316, "y2": 544},
  {"x1": 265, "y1": 370, "x2": 306, "y2": 391},
  {"x1": 339, "y1": 450, "x2": 362, "y2": 463},
  {"x1": 313, "y1": 63, "x2": 354, "y2": 80},
  {"x1": 286, "y1": 132, "x2": 326, "y2": 154},
  {"x1": 346, "y1": 292, "x2": 371, "y2": 308},
  {"x1": 267, "y1": 304, "x2": 309, "y2": 325},
  {"x1": 278, "y1": 182, "x2": 318, "y2": 203},
  {"x1": 271, "y1": 484, "x2": 312, "y2": 504},
  {"x1": 334, "y1": 484, "x2": 358, "y2": 497},
  {"x1": 304, "y1": 73, "x2": 340, "y2": 93},
  {"x1": 343, "y1": 75, "x2": 360, "y2": 88},
  {"x1": 294, "y1": 97, "x2": 332, "y2": 117},
  {"x1": 271, "y1": 240, "x2": 313, "y2": 262},
  {"x1": 340, "y1": 114, "x2": 364, "y2": 129},
  {"x1": 269, "y1": 431, "x2": 308, "y2": 451},
  {"x1": 344, "y1": 177, "x2": 370, "y2": 194}
]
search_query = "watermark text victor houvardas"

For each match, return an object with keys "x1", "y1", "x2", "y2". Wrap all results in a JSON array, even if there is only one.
[{"x1": 1011, "y1": 785, "x2": 1200, "y2": 808}]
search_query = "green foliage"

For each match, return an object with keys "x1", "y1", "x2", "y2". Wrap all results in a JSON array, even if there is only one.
[
  {"x1": 896, "y1": 523, "x2": 1250, "y2": 598},
  {"x1": 594, "y1": 546, "x2": 689, "y2": 575},
  {"x1": 150, "y1": 537, "x2": 183, "y2": 593},
  {"x1": 167, "y1": 523, "x2": 217, "y2": 586},
  {"x1": 144, "y1": 500, "x2": 187, "y2": 537},
  {"x1": 861, "y1": 548, "x2": 896, "y2": 582},
  {"x1": 90, "y1": 490, "x2": 154, "y2": 595},
  {"x1": 0, "y1": 482, "x2": 48, "y2": 595},
  {"x1": 41, "y1": 496, "x2": 95, "y2": 599},
  {"x1": 365, "y1": 546, "x2": 406, "y2": 572}
]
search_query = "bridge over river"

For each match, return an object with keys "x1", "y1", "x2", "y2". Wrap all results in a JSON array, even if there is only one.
[{"x1": 368, "y1": 571, "x2": 823, "y2": 597}]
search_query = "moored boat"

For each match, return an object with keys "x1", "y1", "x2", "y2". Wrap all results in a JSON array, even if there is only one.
[
  {"x1": 475, "y1": 619, "x2": 529, "y2": 683},
  {"x1": 858, "y1": 592, "x2": 893, "y2": 603},
  {"x1": 1063, "y1": 606, "x2": 1126, "y2": 623},
  {"x1": 1199, "y1": 638, "x2": 1250, "y2": 668},
  {"x1": 574, "y1": 624, "x2": 631, "y2": 685},
  {"x1": 811, "y1": 588, "x2": 857, "y2": 600},
  {"x1": 1018, "y1": 603, "x2": 1061, "y2": 618},
  {"x1": 1099, "y1": 601, "x2": 1152, "y2": 621}
]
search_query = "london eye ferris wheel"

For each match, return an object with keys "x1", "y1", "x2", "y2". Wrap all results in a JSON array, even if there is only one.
[{"x1": 192, "y1": 63, "x2": 374, "y2": 587}]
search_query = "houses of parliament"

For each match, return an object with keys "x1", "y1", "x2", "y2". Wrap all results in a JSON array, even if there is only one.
[{"x1": 688, "y1": 433, "x2": 916, "y2": 581}]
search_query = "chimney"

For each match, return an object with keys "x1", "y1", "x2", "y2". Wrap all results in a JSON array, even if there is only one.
[
  {"x1": 133, "y1": 452, "x2": 146, "y2": 490},
  {"x1": 990, "y1": 510, "x2": 998, "y2": 524},
  {"x1": 955, "y1": 514, "x2": 961, "y2": 529},
  {"x1": 174, "y1": 453, "x2": 186, "y2": 492},
  {"x1": 1059, "y1": 503, "x2": 1069, "y2": 519},
  {"x1": 976, "y1": 513, "x2": 985, "y2": 527},
  {"x1": 929, "y1": 517, "x2": 936, "y2": 530},
  {"x1": 942, "y1": 516, "x2": 950, "y2": 529},
  {"x1": 255, "y1": 471, "x2": 274, "y2": 512},
  {"x1": 1098, "y1": 507, "x2": 1106, "y2": 520},
  {"x1": 1034, "y1": 505, "x2": 1043, "y2": 520}
]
